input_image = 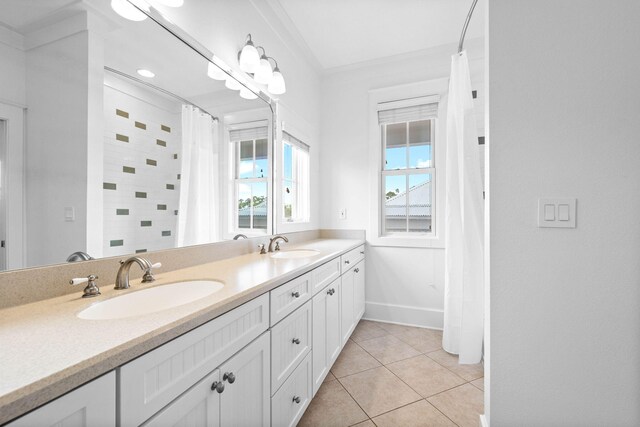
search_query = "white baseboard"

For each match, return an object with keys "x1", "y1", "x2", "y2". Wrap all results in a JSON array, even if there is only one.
[
  {"x1": 363, "y1": 301, "x2": 443, "y2": 330},
  {"x1": 479, "y1": 414, "x2": 488, "y2": 427}
]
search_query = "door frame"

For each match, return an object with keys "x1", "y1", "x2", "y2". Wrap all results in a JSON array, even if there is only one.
[{"x1": 0, "y1": 102, "x2": 26, "y2": 270}]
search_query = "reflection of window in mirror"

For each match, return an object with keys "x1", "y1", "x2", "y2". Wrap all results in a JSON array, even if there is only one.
[
  {"x1": 230, "y1": 124, "x2": 269, "y2": 233},
  {"x1": 282, "y1": 132, "x2": 310, "y2": 223}
]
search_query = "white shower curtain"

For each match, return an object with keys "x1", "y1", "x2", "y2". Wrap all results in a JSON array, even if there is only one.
[
  {"x1": 177, "y1": 105, "x2": 219, "y2": 247},
  {"x1": 442, "y1": 51, "x2": 484, "y2": 364}
]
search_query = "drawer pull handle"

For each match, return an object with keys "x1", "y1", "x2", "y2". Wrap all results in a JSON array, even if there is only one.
[
  {"x1": 291, "y1": 291, "x2": 300, "y2": 298},
  {"x1": 360, "y1": 251, "x2": 364, "y2": 254},
  {"x1": 344, "y1": 260, "x2": 350, "y2": 264},
  {"x1": 293, "y1": 396, "x2": 301, "y2": 404},
  {"x1": 223, "y1": 372, "x2": 236, "y2": 384},
  {"x1": 354, "y1": 268, "x2": 360, "y2": 273},
  {"x1": 211, "y1": 381, "x2": 225, "y2": 393},
  {"x1": 292, "y1": 338, "x2": 301, "y2": 345},
  {"x1": 327, "y1": 288, "x2": 335, "y2": 296}
]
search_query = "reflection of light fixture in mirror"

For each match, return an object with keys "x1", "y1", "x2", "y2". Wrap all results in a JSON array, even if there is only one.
[
  {"x1": 150, "y1": 0, "x2": 184, "y2": 6},
  {"x1": 137, "y1": 69, "x2": 155, "y2": 78},
  {"x1": 267, "y1": 58, "x2": 286, "y2": 95},
  {"x1": 225, "y1": 76, "x2": 242, "y2": 91},
  {"x1": 207, "y1": 62, "x2": 226, "y2": 80},
  {"x1": 111, "y1": 0, "x2": 147, "y2": 21},
  {"x1": 254, "y1": 47, "x2": 273, "y2": 85},
  {"x1": 239, "y1": 87, "x2": 258, "y2": 100},
  {"x1": 239, "y1": 34, "x2": 260, "y2": 73}
]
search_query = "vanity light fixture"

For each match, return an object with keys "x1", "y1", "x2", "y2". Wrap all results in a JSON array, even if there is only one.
[
  {"x1": 239, "y1": 87, "x2": 258, "y2": 100},
  {"x1": 225, "y1": 76, "x2": 242, "y2": 91},
  {"x1": 137, "y1": 69, "x2": 155, "y2": 78},
  {"x1": 111, "y1": 0, "x2": 148, "y2": 21},
  {"x1": 151, "y1": 0, "x2": 184, "y2": 6},
  {"x1": 207, "y1": 62, "x2": 227, "y2": 80},
  {"x1": 239, "y1": 34, "x2": 260, "y2": 73},
  {"x1": 254, "y1": 46, "x2": 273, "y2": 85},
  {"x1": 267, "y1": 58, "x2": 286, "y2": 95}
]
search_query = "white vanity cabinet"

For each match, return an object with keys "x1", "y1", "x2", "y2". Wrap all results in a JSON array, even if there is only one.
[
  {"x1": 311, "y1": 278, "x2": 342, "y2": 395},
  {"x1": 144, "y1": 332, "x2": 270, "y2": 427},
  {"x1": 7, "y1": 371, "x2": 115, "y2": 427}
]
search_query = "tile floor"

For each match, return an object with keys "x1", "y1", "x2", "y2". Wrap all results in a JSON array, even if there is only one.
[{"x1": 299, "y1": 320, "x2": 484, "y2": 427}]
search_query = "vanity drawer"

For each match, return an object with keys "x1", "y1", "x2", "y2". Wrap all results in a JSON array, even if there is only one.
[
  {"x1": 271, "y1": 352, "x2": 312, "y2": 427},
  {"x1": 270, "y1": 272, "x2": 312, "y2": 326},
  {"x1": 271, "y1": 300, "x2": 312, "y2": 394},
  {"x1": 311, "y1": 257, "x2": 341, "y2": 295},
  {"x1": 118, "y1": 294, "x2": 269, "y2": 427},
  {"x1": 341, "y1": 245, "x2": 365, "y2": 275}
]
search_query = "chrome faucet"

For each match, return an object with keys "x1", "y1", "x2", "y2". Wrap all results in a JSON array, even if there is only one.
[
  {"x1": 233, "y1": 234, "x2": 248, "y2": 240},
  {"x1": 268, "y1": 235, "x2": 289, "y2": 252},
  {"x1": 115, "y1": 256, "x2": 152, "y2": 290}
]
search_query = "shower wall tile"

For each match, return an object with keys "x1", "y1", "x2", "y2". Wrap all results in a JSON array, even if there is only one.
[{"x1": 103, "y1": 85, "x2": 182, "y2": 258}]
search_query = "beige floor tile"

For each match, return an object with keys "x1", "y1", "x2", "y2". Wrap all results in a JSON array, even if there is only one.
[
  {"x1": 427, "y1": 383, "x2": 484, "y2": 427},
  {"x1": 471, "y1": 378, "x2": 484, "y2": 391},
  {"x1": 338, "y1": 366, "x2": 421, "y2": 418},
  {"x1": 374, "y1": 322, "x2": 417, "y2": 335},
  {"x1": 426, "y1": 349, "x2": 484, "y2": 381},
  {"x1": 350, "y1": 420, "x2": 375, "y2": 427},
  {"x1": 357, "y1": 334, "x2": 421, "y2": 365},
  {"x1": 298, "y1": 379, "x2": 368, "y2": 427},
  {"x1": 372, "y1": 400, "x2": 456, "y2": 427},
  {"x1": 386, "y1": 355, "x2": 467, "y2": 398},
  {"x1": 324, "y1": 370, "x2": 336, "y2": 383},
  {"x1": 350, "y1": 320, "x2": 389, "y2": 342},
  {"x1": 331, "y1": 340, "x2": 382, "y2": 378},
  {"x1": 395, "y1": 328, "x2": 443, "y2": 353}
]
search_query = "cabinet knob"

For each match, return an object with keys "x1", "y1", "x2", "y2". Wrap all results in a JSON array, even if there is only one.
[
  {"x1": 223, "y1": 372, "x2": 236, "y2": 384},
  {"x1": 345, "y1": 260, "x2": 350, "y2": 264},
  {"x1": 292, "y1": 396, "x2": 301, "y2": 404},
  {"x1": 211, "y1": 381, "x2": 225, "y2": 393},
  {"x1": 291, "y1": 291, "x2": 300, "y2": 298},
  {"x1": 360, "y1": 251, "x2": 364, "y2": 254},
  {"x1": 292, "y1": 338, "x2": 301, "y2": 345},
  {"x1": 327, "y1": 289, "x2": 334, "y2": 296},
  {"x1": 354, "y1": 268, "x2": 360, "y2": 273}
]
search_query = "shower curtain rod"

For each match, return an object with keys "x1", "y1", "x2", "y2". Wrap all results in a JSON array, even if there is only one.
[
  {"x1": 457, "y1": 0, "x2": 479, "y2": 54},
  {"x1": 104, "y1": 66, "x2": 219, "y2": 121}
]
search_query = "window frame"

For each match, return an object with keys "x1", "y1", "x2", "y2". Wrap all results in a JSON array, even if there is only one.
[
  {"x1": 368, "y1": 79, "x2": 448, "y2": 248},
  {"x1": 281, "y1": 132, "x2": 310, "y2": 224},
  {"x1": 380, "y1": 118, "x2": 436, "y2": 236}
]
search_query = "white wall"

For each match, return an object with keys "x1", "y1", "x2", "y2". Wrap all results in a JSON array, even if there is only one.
[
  {"x1": 488, "y1": 0, "x2": 640, "y2": 424},
  {"x1": 0, "y1": 26, "x2": 26, "y2": 107},
  {"x1": 319, "y1": 40, "x2": 484, "y2": 328}
]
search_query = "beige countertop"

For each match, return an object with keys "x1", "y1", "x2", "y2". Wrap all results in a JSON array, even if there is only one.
[{"x1": 0, "y1": 238, "x2": 363, "y2": 424}]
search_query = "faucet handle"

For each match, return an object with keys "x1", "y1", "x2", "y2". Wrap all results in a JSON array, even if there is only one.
[
  {"x1": 142, "y1": 262, "x2": 162, "y2": 283},
  {"x1": 258, "y1": 244, "x2": 267, "y2": 255},
  {"x1": 275, "y1": 241, "x2": 281, "y2": 251},
  {"x1": 70, "y1": 275, "x2": 100, "y2": 298}
]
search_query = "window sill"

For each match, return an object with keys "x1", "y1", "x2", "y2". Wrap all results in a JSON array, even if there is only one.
[{"x1": 368, "y1": 234, "x2": 444, "y2": 249}]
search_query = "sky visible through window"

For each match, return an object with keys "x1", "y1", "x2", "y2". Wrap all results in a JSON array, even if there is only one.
[{"x1": 385, "y1": 145, "x2": 431, "y2": 199}]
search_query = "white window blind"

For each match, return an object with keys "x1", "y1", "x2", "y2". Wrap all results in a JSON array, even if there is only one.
[
  {"x1": 283, "y1": 131, "x2": 310, "y2": 152},
  {"x1": 378, "y1": 103, "x2": 439, "y2": 125},
  {"x1": 229, "y1": 126, "x2": 268, "y2": 141}
]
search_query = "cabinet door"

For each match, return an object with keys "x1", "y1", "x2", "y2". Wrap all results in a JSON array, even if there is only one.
[
  {"x1": 219, "y1": 332, "x2": 270, "y2": 426},
  {"x1": 143, "y1": 370, "x2": 220, "y2": 427},
  {"x1": 326, "y1": 279, "x2": 342, "y2": 366},
  {"x1": 340, "y1": 269, "x2": 355, "y2": 345},
  {"x1": 312, "y1": 284, "x2": 329, "y2": 395},
  {"x1": 354, "y1": 261, "x2": 365, "y2": 321},
  {"x1": 7, "y1": 372, "x2": 115, "y2": 427}
]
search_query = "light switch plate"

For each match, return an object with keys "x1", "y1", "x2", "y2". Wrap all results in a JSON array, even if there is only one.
[
  {"x1": 538, "y1": 198, "x2": 576, "y2": 228},
  {"x1": 338, "y1": 208, "x2": 347, "y2": 220}
]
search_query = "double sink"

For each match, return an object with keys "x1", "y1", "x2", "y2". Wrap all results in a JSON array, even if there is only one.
[{"x1": 77, "y1": 249, "x2": 320, "y2": 321}]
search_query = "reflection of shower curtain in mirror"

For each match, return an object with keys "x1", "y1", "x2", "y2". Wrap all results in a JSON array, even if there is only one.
[
  {"x1": 177, "y1": 105, "x2": 219, "y2": 246},
  {"x1": 443, "y1": 51, "x2": 484, "y2": 364}
]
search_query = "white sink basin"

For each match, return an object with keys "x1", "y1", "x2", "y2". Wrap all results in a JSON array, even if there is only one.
[
  {"x1": 77, "y1": 280, "x2": 224, "y2": 320},
  {"x1": 270, "y1": 249, "x2": 320, "y2": 259}
]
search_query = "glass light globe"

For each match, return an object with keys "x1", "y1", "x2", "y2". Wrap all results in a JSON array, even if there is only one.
[
  {"x1": 268, "y1": 68, "x2": 286, "y2": 95},
  {"x1": 254, "y1": 57, "x2": 273, "y2": 85},
  {"x1": 240, "y1": 87, "x2": 258, "y2": 100},
  {"x1": 207, "y1": 62, "x2": 226, "y2": 80},
  {"x1": 111, "y1": 0, "x2": 147, "y2": 21},
  {"x1": 225, "y1": 76, "x2": 242, "y2": 91},
  {"x1": 239, "y1": 43, "x2": 260, "y2": 73}
]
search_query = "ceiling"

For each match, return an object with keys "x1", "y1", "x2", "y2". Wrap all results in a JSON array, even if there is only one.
[
  {"x1": 272, "y1": 0, "x2": 484, "y2": 70},
  {"x1": 0, "y1": 0, "x2": 77, "y2": 32}
]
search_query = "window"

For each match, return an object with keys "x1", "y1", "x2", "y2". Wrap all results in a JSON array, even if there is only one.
[
  {"x1": 378, "y1": 101, "x2": 438, "y2": 235},
  {"x1": 230, "y1": 124, "x2": 269, "y2": 233},
  {"x1": 282, "y1": 131, "x2": 310, "y2": 222}
]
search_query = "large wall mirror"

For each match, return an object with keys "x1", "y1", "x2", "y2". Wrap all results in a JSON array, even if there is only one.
[{"x1": 0, "y1": 0, "x2": 275, "y2": 272}]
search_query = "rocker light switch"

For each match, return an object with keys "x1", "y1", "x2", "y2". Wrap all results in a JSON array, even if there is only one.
[{"x1": 538, "y1": 198, "x2": 576, "y2": 228}]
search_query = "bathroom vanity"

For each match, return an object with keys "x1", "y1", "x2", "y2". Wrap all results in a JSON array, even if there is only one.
[{"x1": 0, "y1": 239, "x2": 366, "y2": 426}]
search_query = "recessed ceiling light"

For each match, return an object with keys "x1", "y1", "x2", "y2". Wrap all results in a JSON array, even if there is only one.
[{"x1": 137, "y1": 69, "x2": 155, "y2": 78}]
